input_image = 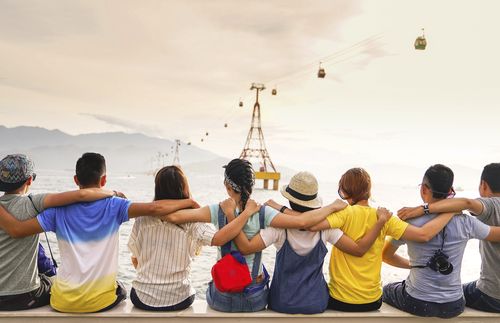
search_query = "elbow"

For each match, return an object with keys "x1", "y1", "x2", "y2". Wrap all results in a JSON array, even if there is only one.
[
  {"x1": 352, "y1": 249, "x2": 364, "y2": 257},
  {"x1": 417, "y1": 232, "x2": 432, "y2": 243},
  {"x1": 296, "y1": 219, "x2": 309, "y2": 229},
  {"x1": 77, "y1": 190, "x2": 88, "y2": 201},
  {"x1": 6, "y1": 228, "x2": 23, "y2": 238}
]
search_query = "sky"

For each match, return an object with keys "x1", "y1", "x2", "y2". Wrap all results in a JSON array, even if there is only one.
[{"x1": 1, "y1": 0, "x2": 499, "y2": 185}]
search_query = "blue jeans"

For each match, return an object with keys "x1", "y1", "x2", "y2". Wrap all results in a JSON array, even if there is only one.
[
  {"x1": 463, "y1": 281, "x2": 500, "y2": 313},
  {"x1": 206, "y1": 281, "x2": 268, "y2": 312},
  {"x1": 383, "y1": 281, "x2": 465, "y2": 318}
]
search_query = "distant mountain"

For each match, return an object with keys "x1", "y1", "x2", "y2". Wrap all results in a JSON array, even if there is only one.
[{"x1": 0, "y1": 125, "x2": 220, "y2": 173}]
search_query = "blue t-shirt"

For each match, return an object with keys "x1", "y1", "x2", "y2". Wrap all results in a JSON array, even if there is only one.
[
  {"x1": 36, "y1": 197, "x2": 131, "y2": 313},
  {"x1": 209, "y1": 204, "x2": 278, "y2": 274},
  {"x1": 391, "y1": 213, "x2": 490, "y2": 303}
]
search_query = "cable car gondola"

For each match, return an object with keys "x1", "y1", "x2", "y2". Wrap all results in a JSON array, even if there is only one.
[
  {"x1": 201, "y1": 138, "x2": 204, "y2": 142},
  {"x1": 272, "y1": 86, "x2": 277, "y2": 95},
  {"x1": 224, "y1": 123, "x2": 228, "y2": 128},
  {"x1": 205, "y1": 132, "x2": 209, "y2": 136},
  {"x1": 187, "y1": 142, "x2": 191, "y2": 145},
  {"x1": 239, "y1": 100, "x2": 243, "y2": 107},
  {"x1": 414, "y1": 28, "x2": 427, "y2": 50},
  {"x1": 317, "y1": 62, "x2": 326, "y2": 78}
]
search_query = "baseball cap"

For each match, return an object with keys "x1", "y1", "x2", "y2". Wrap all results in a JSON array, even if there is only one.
[{"x1": 0, "y1": 154, "x2": 35, "y2": 192}]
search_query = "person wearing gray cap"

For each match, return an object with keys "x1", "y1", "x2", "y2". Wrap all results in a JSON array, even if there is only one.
[{"x1": 0, "y1": 154, "x2": 118, "y2": 311}]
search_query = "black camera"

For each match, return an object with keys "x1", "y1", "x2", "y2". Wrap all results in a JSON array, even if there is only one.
[{"x1": 427, "y1": 249, "x2": 453, "y2": 275}]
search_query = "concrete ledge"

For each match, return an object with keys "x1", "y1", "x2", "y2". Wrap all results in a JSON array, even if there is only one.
[{"x1": 1, "y1": 300, "x2": 499, "y2": 323}]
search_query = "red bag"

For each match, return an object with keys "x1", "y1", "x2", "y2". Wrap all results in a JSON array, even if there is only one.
[{"x1": 211, "y1": 251, "x2": 252, "y2": 293}]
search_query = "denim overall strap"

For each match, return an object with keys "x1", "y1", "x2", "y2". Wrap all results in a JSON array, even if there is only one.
[
  {"x1": 268, "y1": 229, "x2": 329, "y2": 314},
  {"x1": 249, "y1": 206, "x2": 266, "y2": 279},
  {"x1": 218, "y1": 206, "x2": 231, "y2": 257}
]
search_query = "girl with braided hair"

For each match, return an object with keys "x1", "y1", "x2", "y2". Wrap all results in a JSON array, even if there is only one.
[{"x1": 162, "y1": 158, "x2": 350, "y2": 312}]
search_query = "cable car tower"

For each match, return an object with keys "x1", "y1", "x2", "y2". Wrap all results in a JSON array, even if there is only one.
[
  {"x1": 172, "y1": 139, "x2": 181, "y2": 166},
  {"x1": 240, "y1": 83, "x2": 280, "y2": 190}
]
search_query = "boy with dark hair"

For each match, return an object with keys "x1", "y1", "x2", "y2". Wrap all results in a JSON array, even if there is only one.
[
  {"x1": 0, "y1": 154, "x2": 117, "y2": 311},
  {"x1": 398, "y1": 162, "x2": 500, "y2": 313},
  {"x1": 0, "y1": 152, "x2": 199, "y2": 313},
  {"x1": 383, "y1": 164, "x2": 500, "y2": 318}
]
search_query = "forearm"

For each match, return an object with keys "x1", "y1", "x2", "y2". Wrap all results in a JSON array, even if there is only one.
[
  {"x1": 383, "y1": 253, "x2": 411, "y2": 269},
  {"x1": 150, "y1": 199, "x2": 194, "y2": 217},
  {"x1": 429, "y1": 198, "x2": 476, "y2": 214},
  {"x1": 0, "y1": 207, "x2": 42, "y2": 238},
  {"x1": 211, "y1": 210, "x2": 251, "y2": 246},
  {"x1": 403, "y1": 213, "x2": 455, "y2": 242},
  {"x1": 43, "y1": 188, "x2": 115, "y2": 208},
  {"x1": 299, "y1": 203, "x2": 344, "y2": 228},
  {"x1": 231, "y1": 232, "x2": 252, "y2": 253},
  {"x1": 356, "y1": 220, "x2": 385, "y2": 254}
]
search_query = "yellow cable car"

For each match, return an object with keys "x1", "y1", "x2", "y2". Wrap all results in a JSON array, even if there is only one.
[
  {"x1": 317, "y1": 62, "x2": 326, "y2": 78},
  {"x1": 415, "y1": 28, "x2": 427, "y2": 50}
]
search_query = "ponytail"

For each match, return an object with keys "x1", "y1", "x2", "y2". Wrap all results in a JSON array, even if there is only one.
[{"x1": 224, "y1": 159, "x2": 255, "y2": 211}]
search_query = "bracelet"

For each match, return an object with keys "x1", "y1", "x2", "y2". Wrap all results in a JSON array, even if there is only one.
[
  {"x1": 279, "y1": 205, "x2": 288, "y2": 213},
  {"x1": 422, "y1": 203, "x2": 430, "y2": 215}
]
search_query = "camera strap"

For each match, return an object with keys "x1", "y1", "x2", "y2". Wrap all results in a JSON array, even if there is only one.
[
  {"x1": 28, "y1": 194, "x2": 58, "y2": 269},
  {"x1": 410, "y1": 226, "x2": 447, "y2": 269}
]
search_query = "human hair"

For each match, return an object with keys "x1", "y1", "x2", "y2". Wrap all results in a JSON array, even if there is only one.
[
  {"x1": 481, "y1": 163, "x2": 500, "y2": 193},
  {"x1": 224, "y1": 158, "x2": 255, "y2": 211},
  {"x1": 423, "y1": 164, "x2": 454, "y2": 199},
  {"x1": 154, "y1": 165, "x2": 189, "y2": 200},
  {"x1": 289, "y1": 201, "x2": 316, "y2": 213},
  {"x1": 338, "y1": 168, "x2": 371, "y2": 205},
  {"x1": 75, "y1": 152, "x2": 106, "y2": 186}
]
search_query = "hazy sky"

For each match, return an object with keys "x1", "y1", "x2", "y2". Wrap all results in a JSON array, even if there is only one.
[{"x1": 1, "y1": 0, "x2": 499, "y2": 182}]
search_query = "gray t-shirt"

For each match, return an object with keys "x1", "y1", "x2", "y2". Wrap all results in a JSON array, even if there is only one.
[
  {"x1": 0, "y1": 193, "x2": 46, "y2": 296},
  {"x1": 391, "y1": 213, "x2": 490, "y2": 303},
  {"x1": 476, "y1": 197, "x2": 500, "y2": 300}
]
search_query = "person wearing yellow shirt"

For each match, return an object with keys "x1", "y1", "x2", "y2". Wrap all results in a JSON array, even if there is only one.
[{"x1": 309, "y1": 168, "x2": 456, "y2": 312}]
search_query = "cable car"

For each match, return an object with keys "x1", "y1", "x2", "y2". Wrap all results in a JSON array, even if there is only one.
[
  {"x1": 239, "y1": 100, "x2": 243, "y2": 107},
  {"x1": 272, "y1": 87, "x2": 277, "y2": 95},
  {"x1": 205, "y1": 132, "x2": 209, "y2": 136},
  {"x1": 201, "y1": 138, "x2": 204, "y2": 142},
  {"x1": 415, "y1": 28, "x2": 427, "y2": 50},
  {"x1": 317, "y1": 62, "x2": 326, "y2": 78},
  {"x1": 187, "y1": 142, "x2": 191, "y2": 145},
  {"x1": 224, "y1": 123, "x2": 228, "y2": 128}
]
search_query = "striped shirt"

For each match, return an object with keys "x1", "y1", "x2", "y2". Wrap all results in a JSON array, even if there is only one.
[{"x1": 128, "y1": 216, "x2": 216, "y2": 307}]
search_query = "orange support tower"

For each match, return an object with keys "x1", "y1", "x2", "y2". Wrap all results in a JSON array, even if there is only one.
[{"x1": 239, "y1": 83, "x2": 280, "y2": 190}]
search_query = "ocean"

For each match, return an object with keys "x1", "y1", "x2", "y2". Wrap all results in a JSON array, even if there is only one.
[{"x1": 31, "y1": 168, "x2": 482, "y2": 299}]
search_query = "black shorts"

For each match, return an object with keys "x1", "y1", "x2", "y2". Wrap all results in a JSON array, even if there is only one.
[{"x1": 0, "y1": 274, "x2": 52, "y2": 311}]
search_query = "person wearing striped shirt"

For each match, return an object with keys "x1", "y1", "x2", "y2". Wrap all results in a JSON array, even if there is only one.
[{"x1": 128, "y1": 165, "x2": 259, "y2": 311}]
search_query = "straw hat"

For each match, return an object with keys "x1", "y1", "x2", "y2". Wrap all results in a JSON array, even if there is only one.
[{"x1": 280, "y1": 171, "x2": 322, "y2": 209}]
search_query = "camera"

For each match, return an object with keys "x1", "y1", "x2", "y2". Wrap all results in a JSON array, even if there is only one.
[{"x1": 427, "y1": 249, "x2": 453, "y2": 275}]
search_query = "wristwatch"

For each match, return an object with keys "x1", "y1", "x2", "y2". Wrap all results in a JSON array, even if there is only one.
[
  {"x1": 422, "y1": 203, "x2": 430, "y2": 215},
  {"x1": 280, "y1": 205, "x2": 288, "y2": 213}
]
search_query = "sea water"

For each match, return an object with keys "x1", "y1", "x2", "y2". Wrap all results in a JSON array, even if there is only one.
[{"x1": 31, "y1": 169, "x2": 481, "y2": 299}]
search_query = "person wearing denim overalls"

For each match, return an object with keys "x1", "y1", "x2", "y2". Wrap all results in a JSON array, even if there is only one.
[{"x1": 225, "y1": 171, "x2": 391, "y2": 314}]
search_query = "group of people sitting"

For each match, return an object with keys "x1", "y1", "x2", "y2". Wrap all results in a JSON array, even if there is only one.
[{"x1": 0, "y1": 152, "x2": 499, "y2": 318}]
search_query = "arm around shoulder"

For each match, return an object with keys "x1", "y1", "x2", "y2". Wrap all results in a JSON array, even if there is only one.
[{"x1": 0, "y1": 205, "x2": 44, "y2": 238}]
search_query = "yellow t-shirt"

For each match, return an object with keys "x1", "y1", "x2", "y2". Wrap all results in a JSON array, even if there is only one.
[{"x1": 326, "y1": 205, "x2": 408, "y2": 304}]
